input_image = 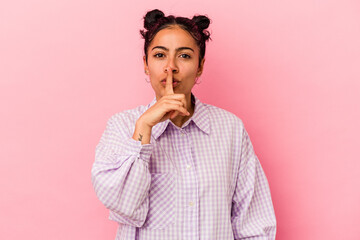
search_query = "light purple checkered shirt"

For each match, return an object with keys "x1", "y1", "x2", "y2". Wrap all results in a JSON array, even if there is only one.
[{"x1": 92, "y1": 95, "x2": 276, "y2": 240}]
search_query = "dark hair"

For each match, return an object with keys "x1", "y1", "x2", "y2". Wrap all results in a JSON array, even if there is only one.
[{"x1": 140, "y1": 9, "x2": 211, "y2": 66}]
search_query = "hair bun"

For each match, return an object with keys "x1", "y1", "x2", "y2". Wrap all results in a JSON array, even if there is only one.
[
  {"x1": 192, "y1": 15, "x2": 210, "y2": 31},
  {"x1": 144, "y1": 9, "x2": 165, "y2": 30}
]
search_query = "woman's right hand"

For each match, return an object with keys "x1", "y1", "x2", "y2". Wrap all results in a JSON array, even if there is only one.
[
  {"x1": 132, "y1": 67, "x2": 190, "y2": 144},
  {"x1": 138, "y1": 67, "x2": 190, "y2": 128}
]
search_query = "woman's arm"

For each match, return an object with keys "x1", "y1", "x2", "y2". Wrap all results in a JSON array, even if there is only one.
[
  {"x1": 231, "y1": 128, "x2": 277, "y2": 240},
  {"x1": 91, "y1": 114, "x2": 153, "y2": 227},
  {"x1": 92, "y1": 68, "x2": 189, "y2": 226}
]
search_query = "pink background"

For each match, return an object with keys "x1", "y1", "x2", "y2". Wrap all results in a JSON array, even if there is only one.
[{"x1": 1, "y1": 0, "x2": 359, "y2": 239}]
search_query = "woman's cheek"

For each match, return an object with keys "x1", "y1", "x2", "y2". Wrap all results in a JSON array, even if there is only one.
[
  {"x1": 151, "y1": 63, "x2": 165, "y2": 76},
  {"x1": 185, "y1": 65, "x2": 200, "y2": 78}
]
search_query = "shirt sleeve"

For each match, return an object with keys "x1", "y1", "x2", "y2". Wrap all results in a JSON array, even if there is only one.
[
  {"x1": 231, "y1": 128, "x2": 277, "y2": 240},
  {"x1": 91, "y1": 114, "x2": 152, "y2": 227}
]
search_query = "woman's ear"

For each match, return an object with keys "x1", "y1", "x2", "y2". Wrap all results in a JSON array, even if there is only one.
[
  {"x1": 143, "y1": 56, "x2": 149, "y2": 75},
  {"x1": 197, "y1": 58, "x2": 206, "y2": 76}
]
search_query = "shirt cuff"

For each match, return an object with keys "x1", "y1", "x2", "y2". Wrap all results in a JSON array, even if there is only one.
[{"x1": 125, "y1": 138, "x2": 153, "y2": 164}]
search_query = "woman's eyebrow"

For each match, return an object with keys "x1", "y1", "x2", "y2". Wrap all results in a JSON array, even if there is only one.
[
  {"x1": 151, "y1": 46, "x2": 194, "y2": 52},
  {"x1": 152, "y1": 46, "x2": 168, "y2": 51},
  {"x1": 177, "y1": 47, "x2": 194, "y2": 52}
]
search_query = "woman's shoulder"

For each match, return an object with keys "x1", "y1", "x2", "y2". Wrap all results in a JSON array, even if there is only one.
[{"x1": 203, "y1": 103, "x2": 245, "y2": 128}]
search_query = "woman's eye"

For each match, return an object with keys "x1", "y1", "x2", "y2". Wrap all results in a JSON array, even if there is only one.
[
  {"x1": 154, "y1": 53, "x2": 165, "y2": 58},
  {"x1": 180, "y1": 54, "x2": 191, "y2": 59}
]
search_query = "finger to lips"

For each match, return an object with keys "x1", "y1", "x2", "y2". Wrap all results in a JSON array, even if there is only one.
[
  {"x1": 164, "y1": 68, "x2": 190, "y2": 116},
  {"x1": 165, "y1": 67, "x2": 174, "y2": 95}
]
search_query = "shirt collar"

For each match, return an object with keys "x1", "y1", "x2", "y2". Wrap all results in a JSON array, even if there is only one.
[{"x1": 148, "y1": 94, "x2": 211, "y2": 140}]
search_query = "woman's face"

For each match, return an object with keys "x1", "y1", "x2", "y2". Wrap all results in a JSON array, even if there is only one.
[{"x1": 144, "y1": 25, "x2": 205, "y2": 100}]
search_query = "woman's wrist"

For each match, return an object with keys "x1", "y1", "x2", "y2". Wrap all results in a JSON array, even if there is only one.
[{"x1": 132, "y1": 117, "x2": 152, "y2": 144}]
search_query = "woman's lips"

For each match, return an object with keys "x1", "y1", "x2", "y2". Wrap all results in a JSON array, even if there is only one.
[{"x1": 161, "y1": 79, "x2": 180, "y2": 87}]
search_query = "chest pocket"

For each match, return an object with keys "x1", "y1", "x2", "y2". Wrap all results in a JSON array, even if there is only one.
[{"x1": 142, "y1": 172, "x2": 176, "y2": 229}]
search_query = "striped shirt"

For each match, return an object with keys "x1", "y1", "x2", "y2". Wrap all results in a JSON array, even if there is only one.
[{"x1": 91, "y1": 95, "x2": 276, "y2": 240}]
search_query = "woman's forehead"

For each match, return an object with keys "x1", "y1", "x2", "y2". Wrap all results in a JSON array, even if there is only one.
[{"x1": 149, "y1": 26, "x2": 198, "y2": 50}]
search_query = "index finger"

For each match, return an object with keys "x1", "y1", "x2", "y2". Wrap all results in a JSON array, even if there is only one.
[{"x1": 165, "y1": 67, "x2": 174, "y2": 95}]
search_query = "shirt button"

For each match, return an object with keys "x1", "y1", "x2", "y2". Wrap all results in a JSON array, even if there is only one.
[
  {"x1": 189, "y1": 201, "x2": 194, "y2": 207},
  {"x1": 186, "y1": 164, "x2": 191, "y2": 169}
]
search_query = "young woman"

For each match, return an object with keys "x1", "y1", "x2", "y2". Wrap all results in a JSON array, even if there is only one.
[{"x1": 92, "y1": 9, "x2": 276, "y2": 240}]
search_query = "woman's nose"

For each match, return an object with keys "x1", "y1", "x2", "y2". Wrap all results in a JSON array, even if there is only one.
[{"x1": 165, "y1": 58, "x2": 179, "y2": 73}]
